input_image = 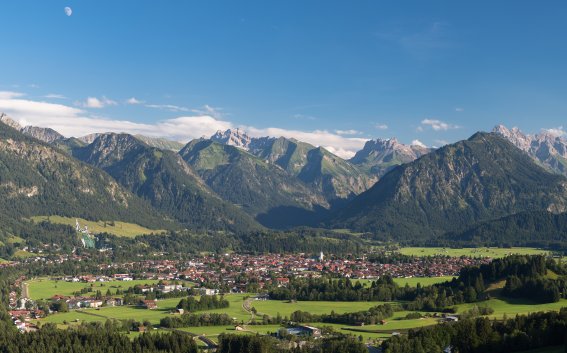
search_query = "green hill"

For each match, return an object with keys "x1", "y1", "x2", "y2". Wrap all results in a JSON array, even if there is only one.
[
  {"x1": 73, "y1": 133, "x2": 261, "y2": 233},
  {"x1": 180, "y1": 139, "x2": 328, "y2": 228},
  {"x1": 0, "y1": 121, "x2": 172, "y2": 231},
  {"x1": 330, "y1": 132, "x2": 567, "y2": 240}
]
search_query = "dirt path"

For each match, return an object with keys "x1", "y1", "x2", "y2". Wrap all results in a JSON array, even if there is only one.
[
  {"x1": 242, "y1": 298, "x2": 255, "y2": 323},
  {"x1": 21, "y1": 281, "x2": 29, "y2": 299}
]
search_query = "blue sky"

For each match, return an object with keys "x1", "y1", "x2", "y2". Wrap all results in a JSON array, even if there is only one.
[{"x1": 1, "y1": 1, "x2": 566, "y2": 157}]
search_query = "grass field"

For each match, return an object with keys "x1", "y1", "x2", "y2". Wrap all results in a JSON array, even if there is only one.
[
  {"x1": 398, "y1": 247, "x2": 549, "y2": 258},
  {"x1": 12, "y1": 250, "x2": 37, "y2": 259},
  {"x1": 455, "y1": 298, "x2": 567, "y2": 318},
  {"x1": 30, "y1": 216, "x2": 165, "y2": 238},
  {"x1": 27, "y1": 278, "x2": 167, "y2": 300},
  {"x1": 252, "y1": 299, "x2": 388, "y2": 318},
  {"x1": 42, "y1": 294, "x2": 251, "y2": 327},
  {"x1": 354, "y1": 276, "x2": 455, "y2": 288}
]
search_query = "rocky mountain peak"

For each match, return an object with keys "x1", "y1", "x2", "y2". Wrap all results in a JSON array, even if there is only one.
[
  {"x1": 211, "y1": 129, "x2": 252, "y2": 150},
  {"x1": 0, "y1": 113, "x2": 23, "y2": 130},
  {"x1": 493, "y1": 124, "x2": 567, "y2": 175},
  {"x1": 349, "y1": 137, "x2": 431, "y2": 176},
  {"x1": 1, "y1": 113, "x2": 64, "y2": 143}
]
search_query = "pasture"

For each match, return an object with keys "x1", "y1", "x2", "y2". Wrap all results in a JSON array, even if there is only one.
[
  {"x1": 455, "y1": 298, "x2": 567, "y2": 318},
  {"x1": 252, "y1": 299, "x2": 388, "y2": 318},
  {"x1": 397, "y1": 247, "x2": 548, "y2": 258},
  {"x1": 30, "y1": 215, "x2": 165, "y2": 238},
  {"x1": 27, "y1": 278, "x2": 168, "y2": 300},
  {"x1": 355, "y1": 276, "x2": 455, "y2": 288}
]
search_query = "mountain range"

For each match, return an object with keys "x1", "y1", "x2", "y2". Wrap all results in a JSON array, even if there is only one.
[
  {"x1": 493, "y1": 125, "x2": 567, "y2": 175},
  {"x1": 1, "y1": 113, "x2": 567, "y2": 245}
]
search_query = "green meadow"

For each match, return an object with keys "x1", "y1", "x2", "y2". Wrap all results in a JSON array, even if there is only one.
[
  {"x1": 397, "y1": 247, "x2": 549, "y2": 258},
  {"x1": 355, "y1": 276, "x2": 455, "y2": 288},
  {"x1": 454, "y1": 298, "x2": 567, "y2": 319},
  {"x1": 27, "y1": 278, "x2": 168, "y2": 300},
  {"x1": 29, "y1": 215, "x2": 165, "y2": 238},
  {"x1": 252, "y1": 299, "x2": 388, "y2": 318}
]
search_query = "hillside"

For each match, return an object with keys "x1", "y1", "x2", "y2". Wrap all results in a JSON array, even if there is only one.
[
  {"x1": 329, "y1": 132, "x2": 567, "y2": 239},
  {"x1": 179, "y1": 139, "x2": 328, "y2": 228},
  {"x1": 247, "y1": 135, "x2": 375, "y2": 204},
  {"x1": 448, "y1": 211, "x2": 567, "y2": 245},
  {"x1": 73, "y1": 133, "x2": 262, "y2": 233},
  {"x1": 0, "y1": 121, "x2": 172, "y2": 230}
]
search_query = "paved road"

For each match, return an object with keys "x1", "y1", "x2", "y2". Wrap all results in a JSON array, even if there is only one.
[{"x1": 367, "y1": 345, "x2": 382, "y2": 353}]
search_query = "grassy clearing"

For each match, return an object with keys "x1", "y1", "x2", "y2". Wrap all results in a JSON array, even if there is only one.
[
  {"x1": 30, "y1": 215, "x2": 165, "y2": 238},
  {"x1": 353, "y1": 277, "x2": 454, "y2": 288},
  {"x1": 27, "y1": 278, "x2": 167, "y2": 300},
  {"x1": 252, "y1": 300, "x2": 388, "y2": 318},
  {"x1": 12, "y1": 250, "x2": 37, "y2": 259},
  {"x1": 398, "y1": 247, "x2": 548, "y2": 258},
  {"x1": 42, "y1": 294, "x2": 250, "y2": 327},
  {"x1": 455, "y1": 298, "x2": 567, "y2": 318}
]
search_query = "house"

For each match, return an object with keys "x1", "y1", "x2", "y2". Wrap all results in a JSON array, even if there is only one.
[
  {"x1": 158, "y1": 283, "x2": 183, "y2": 293},
  {"x1": 195, "y1": 288, "x2": 219, "y2": 296},
  {"x1": 254, "y1": 294, "x2": 270, "y2": 301},
  {"x1": 142, "y1": 300, "x2": 158, "y2": 310}
]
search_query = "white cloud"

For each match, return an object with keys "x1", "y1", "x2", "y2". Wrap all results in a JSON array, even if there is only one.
[
  {"x1": 0, "y1": 97, "x2": 366, "y2": 159},
  {"x1": 243, "y1": 126, "x2": 367, "y2": 158},
  {"x1": 191, "y1": 105, "x2": 224, "y2": 119},
  {"x1": 542, "y1": 126, "x2": 566, "y2": 137},
  {"x1": 335, "y1": 129, "x2": 361, "y2": 136},
  {"x1": 455, "y1": 107, "x2": 464, "y2": 112},
  {"x1": 375, "y1": 124, "x2": 388, "y2": 130},
  {"x1": 126, "y1": 97, "x2": 144, "y2": 105},
  {"x1": 80, "y1": 96, "x2": 118, "y2": 108},
  {"x1": 145, "y1": 103, "x2": 189, "y2": 112},
  {"x1": 0, "y1": 91, "x2": 25, "y2": 99},
  {"x1": 411, "y1": 139, "x2": 427, "y2": 148},
  {"x1": 421, "y1": 118, "x2": 460, "y2": 131},
  {"x1": 44, "y1": 93, "x2": 67, "y2": 99}
]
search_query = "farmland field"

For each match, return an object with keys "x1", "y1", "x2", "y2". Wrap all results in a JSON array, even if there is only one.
[
  {"x1": 397, "y1": 247, "x2": 549, "y2": 258},
  {"x1": 29, "y1": 215, "x2": 165, "y2": 238},
  {"x1": 252, "y1": 299, "x2": 388, "y2": 318},
  {"x1": 42, "y1": 294, "x2": 251, "y2": 327},
  {"x1": 454, "y1": 298, "x2": 567, "y2": 318},
  {"x1": 27, "y1": 278, "x2": 173, "y2": 300},
  {"x1": 355, "y1": 276, "x2": 455, "y2": 288}
]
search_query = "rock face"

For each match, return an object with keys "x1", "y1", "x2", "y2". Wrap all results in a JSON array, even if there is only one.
[
  {"x1": 211, "y1": 129, "x2": 252, "y2": 150},
  {"x1": 0, "y1": 113, "x2": 64, "y2": 143},
  {"x1": 493, "y1": 125, "x2": 567, "y2": 175},
  {"x1": 349, "y1": 138, "x2": 431, "y2": 177},
  {"x1": 20, "y1": 126, "x2": 64, "y2": 143},
  {"x1": 330, "y1": 132, "x2": 567, "y2": 239}
]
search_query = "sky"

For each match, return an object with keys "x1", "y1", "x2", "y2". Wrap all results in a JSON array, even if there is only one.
[{"x1": 1, "y1": 1, "x2": 567, "y2": 158}]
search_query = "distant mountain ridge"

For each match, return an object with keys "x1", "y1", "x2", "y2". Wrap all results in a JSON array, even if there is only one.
[
  {"x1": 1, "y1": 113, "x2": 64, "y2": 143},
  {"x1": 211, "y1": 130, "x2": 376, "y2": 203},
  {"x1": 349, "y1": 138, "x2": 431, "y2": 177},
  {"x1": 493, "y1": 125, "x2": 567, "y2": 175}
]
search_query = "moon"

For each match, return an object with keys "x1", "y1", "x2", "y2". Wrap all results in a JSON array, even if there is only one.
[{"x1": 64, "y1": 7, "x2": 73, "y2": 17}]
